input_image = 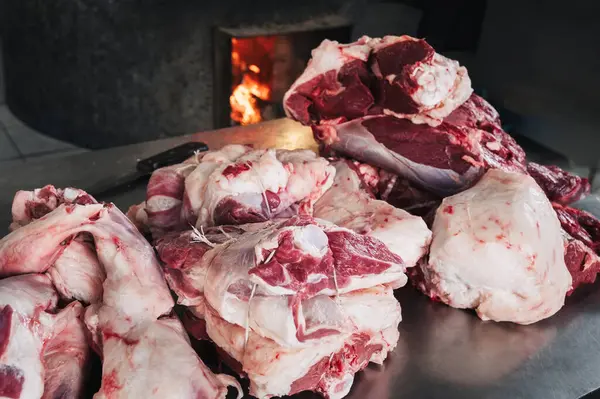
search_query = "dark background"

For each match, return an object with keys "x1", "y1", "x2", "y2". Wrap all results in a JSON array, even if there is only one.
[{"x1": 0, "y1": 0, "x2": 598, "y2": 169}]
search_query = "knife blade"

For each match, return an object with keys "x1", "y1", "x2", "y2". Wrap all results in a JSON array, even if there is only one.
[{"x1": 87, "y1": 141, "x2": 209, "y2": 198}]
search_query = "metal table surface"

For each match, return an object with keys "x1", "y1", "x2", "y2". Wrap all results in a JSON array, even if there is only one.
[{"x1": 1, "y1": 119, "x2": 599, "y2": 399}]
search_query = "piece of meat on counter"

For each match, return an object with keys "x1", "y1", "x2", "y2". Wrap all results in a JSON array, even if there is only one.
[
  {"x1": 41, "y1": 301, "x2": 91, "y2": 399},
  {"x1": 310, "y1": 94, "x2": 527, "y2": 197},
  {"x1": 156, "y1": 214, "x2": 405, "y2": 398},
  {"x1": 157, "y1": 215, "x2": 406, "y2": 347},
  {"x1": 412, "y1": 169, "x2": 571, "y2": 324},
  {"x1": 10, "y1": 185, "x2": 97, "y2": 231},
  {"x1": 528, "y1": 162, "x2": 591, "y2": 205},
  {"x1": 283, "y1": 35, "x2": 472, "y2": 127},
  {"x1": 4, "y1": 186, "x2": 105, "y2": 304},
  {"x1": 553, "y1": 203, "x2": 600, "y2": 292},
  {"x1": 193, "y1": 289, "x2": 400, "y2": 399},
  {"x1": 313, "y1": 159, "x2": 431, "y2": 267},
  {"x1": 0, "y1": 203, "x2": 173, "y2": 323},
  {"x1": 0, "y1": 196, "x2": 240, "y2": 399},
  {"x1": 284, "y1": 35, "x2": 586, "y2": 208},
  {"x1": 0, "y1": 274, "x2": 58, "y2": 399},
  {"x1": 141, "y1": 145, "x2": 335, "y2": 237},
  {"x1": 0, "y1": 275, "x2": 90, "y2": 399},
  {"x1": 92, "y1": 310, "x2": 240, "y2": 399}
]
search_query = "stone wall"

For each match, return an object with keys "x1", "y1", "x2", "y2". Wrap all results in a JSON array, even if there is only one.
[{"x1": 0, "y1": 0, "x2": 421, "y2": 149}]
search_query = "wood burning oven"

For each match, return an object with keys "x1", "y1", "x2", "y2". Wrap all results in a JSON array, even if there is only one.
[{"x1": 213, "y1": 18, "x2": 352, "y2": 128}]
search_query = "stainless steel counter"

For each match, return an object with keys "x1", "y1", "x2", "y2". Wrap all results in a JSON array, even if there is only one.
[{"x1": 1, "y1": 119, "x2": 599, "y2": 399}]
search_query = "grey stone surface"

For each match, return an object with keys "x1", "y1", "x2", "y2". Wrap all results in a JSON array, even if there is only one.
[
  {"x1": 4, "y1": 119, "x2": 77, "y2": 156},
  {"x1": 0, "y1": 123, "x2": 19, "y2": 162},
  {"x1": 0, "y1": 0, "x2": 371, "y2": 149}
]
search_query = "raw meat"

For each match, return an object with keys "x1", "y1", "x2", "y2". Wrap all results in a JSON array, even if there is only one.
[
  {"x1": 192, "y1": 287, "x2": 400, "y2": 399},
  {"x1": 0, "y1": 203, "x2": 173, "y2": 324},
  {"x1": 412, "y1": 170, "x2": 571, "y2": 324},
  {"x1": 41, "y1": 301, "x2": 91, "y2": 399},
  {"x1": 156, "y1": 213, "x2": 405, "y2": 397},
  {"x1": 143, "y1": 145, "x2": 335, "y2": 236},
  {"x1": 528, "y1": 162, "x2": 591, "y2": 205},
  {"x1": 310, "y1": 94, "x2": 527, "y2": 196},
  {"x1": 6, "y1": 185, "x2": 105, "y2": 304},
  {"x1": 376, "y1": 171, "x2": 441, "y2": 218},
  {"x1": 313, "y1": 160, "x2": 432, "y2": 267},
  {"x1": 46, "y1": 238, "x2": 105, "y2": 304},
  {"x1": 284, "y1": 35, "x2": 588, "y2": 207},
  {"x1": 0, "y1": 274, "x2": 58, "y2": 399},
  {"x1": 92, "y1": 311, "x2": 240, "y2": 399},
  {"x1": 553, "y1": 203, "x2": 600, "y2": 292},
  {"x1": 10, "y1": 185, "x2": 96, "y2": 231},
  {"x1": 0, "y1": 198, "x2": 239, "y2": 398},
  {"x1": 157, "y1": 216, "x2": 406, "y2": 347},
  {"x1": 283, "y1": 35, "x2": 472, "y2": 127}
]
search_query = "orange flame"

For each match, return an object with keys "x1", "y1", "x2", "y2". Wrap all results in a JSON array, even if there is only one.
[{"x1": 230, "y1": 37, "x2": 275, "y2": 125}]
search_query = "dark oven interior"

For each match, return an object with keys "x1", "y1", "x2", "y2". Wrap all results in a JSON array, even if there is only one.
[{"x1": 213, "y1": 20, "x2": 352, "y2": 128}]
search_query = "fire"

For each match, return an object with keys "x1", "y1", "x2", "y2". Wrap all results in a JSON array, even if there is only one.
[{"x1": 230, "y1": 37, "x2": 275, "y2": 125}]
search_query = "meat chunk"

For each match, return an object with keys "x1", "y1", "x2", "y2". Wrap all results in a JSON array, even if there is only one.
[
  {"x1": 284, "y1": 35, "x2": 587, "y2": 206},
  {"x1": 527, "y1": 163, "x2": 591, "y2": 205},
  {"x1": 283, "y1": 35, "x2": 472, "y2": 127},
  {"x1": 412, "y1": 170, "x2": 571, "y2": 324},
  {"x1": 157, "y1": 216, "x2": 405, "y2": 347},
  {"x1": 143, "y1": 145, "x2": 335, "y2": 237},
  {"x1": 0, "y1": 197, "x2": 239, "y2": 398},
  {"x1": 46, "y1": 238, "x2": 105, "y2": 304},
  {"x1": 0, "y1": 203, "x2": 173, "y2": 325},
  {"x1": 10, "y1": 185, "x2": 96, "y2": 231},
  {"x1": 6, "y1": 186, "x2": 105, "y2": 304},
  {"x1": 193, "y1": 287, "x2": 400, "y2": 399},
  {"x1": 41, "y1": 302, "x2": 91, "y2": 399},
  {"x1": 311, "y1": 95, "x2": 527, "y2": 196},
  {"x1": 553, "y1": 203, "x2": 600, "y2": 292},
  {"x1": 92, "y1": 312, "x2": 240, "y2": 399},
  {"x1": 313, "y1": 160, "x2": 432, "y2": 267},
  {"x1": 0, "y1": 274, "x2": 58, "y2": 399},
  {"x1": 156, "y1": 212, "x2": 404, "y2": 398}
]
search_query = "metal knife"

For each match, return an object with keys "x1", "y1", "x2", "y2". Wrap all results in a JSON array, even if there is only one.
[{"x1": 87, "y1": 141, "x2": 209, "y2": 198}]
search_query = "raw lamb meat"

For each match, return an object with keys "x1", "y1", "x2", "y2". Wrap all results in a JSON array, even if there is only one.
[
  {"x1": 10, "y1": 185, "x2": 96, "y2": 231},
  {"x1": 313, "y1": 160, "x2": 431, "y2": 267},
  {"x1": 7, "y1": 185, "x2": 105, "y2": 304},
  {"x1": 142, "y1": 145, "x2": 335, "y2": 237},
  {"x1": 92, "y1": 311, "x2": 240, "y2": 399},
  {"x1": 41, "y1": 301, "x2": 91, "y2": 399},
  {"x1": 193, "y1": 289, "x2": 400, "y2": 399},
  {"x1": 0, "y1": 197, "x2": 239, "y2": 398},
  {"x1": 553, "y1": 203, "x2": 600, "y2": 292},
  {"x1": 528, "y1": 162, "x2": 591, "y2": 205},
  {"x1": 0, "y1": 274, "x2": 58, "y2": 399},
  {"x1": 0, "y1": 203, "x2": 173, "y2": 324},
  {"x1": 157, "y1": 215, "x2": 406, "y2": 347},
  {"x1": 284, "y1": 35, "x2": 589, "y2": 207},
  {"x1": 283, "y1": 35, "x2": 472, "y2": 127},
  {"x1": 156, "y1": 213, "x2": 406, "y2": 398},
  {"x1": 310, "y1": 94, "x2": 527, "y2": 196},
  {"x1": 412, "y1": 169, "x2": 571, "y2": 324},
  {"x1": 46, "y1": 238, "x2": 105, "y2": 304}
]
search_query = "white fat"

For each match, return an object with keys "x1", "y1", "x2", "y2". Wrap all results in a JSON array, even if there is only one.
[
  {"x1": 293, "y1": 224, "x2": 329, "y2": 257},
  {"x1": 146, "y1": 195, "x2": 181, "y2": 212},
  {"x1": 423, "y1": 169, "x2": 572, "y2": 324}
]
